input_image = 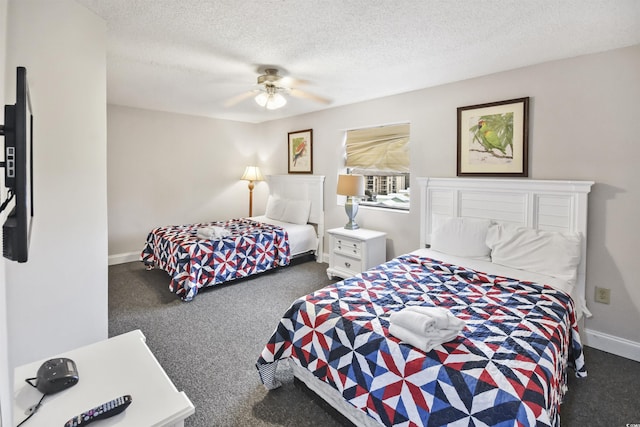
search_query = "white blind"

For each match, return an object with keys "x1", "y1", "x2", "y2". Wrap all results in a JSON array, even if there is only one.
[{"x1": 345, "y1": 123, "x2": 410, "y2": 173}]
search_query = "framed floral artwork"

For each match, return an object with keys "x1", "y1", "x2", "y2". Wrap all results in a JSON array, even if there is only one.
[
  {"x1": 288, "y1": 129, "x2": 313, "y2": 174},
  {"x1": 457, "y1": 97, "x2": 529, "y2": 177}
]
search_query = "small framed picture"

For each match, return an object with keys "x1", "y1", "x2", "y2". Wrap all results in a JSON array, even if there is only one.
[
  {"x1": 288, "y1": 129, "x2": 313, "y2": 174},
  {"x1": 457, "y1": 97, "x2": 529, "y2": 177}
]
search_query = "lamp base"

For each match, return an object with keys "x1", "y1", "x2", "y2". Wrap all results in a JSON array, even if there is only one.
[
  {"x1": 344, "y1": 196, "x2": 360, "y2": 230},
  {"x1": 344, "y1": 221, "x2": 360, "y2": 230}
]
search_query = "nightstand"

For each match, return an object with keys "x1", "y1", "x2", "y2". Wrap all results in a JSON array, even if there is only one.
[{"x1": 326, "y1": 227, "x2": 387, "y2": 279}]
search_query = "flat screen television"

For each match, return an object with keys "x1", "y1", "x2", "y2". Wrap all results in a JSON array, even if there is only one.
[{"x1": 1, "y1": 66, "x2": 33, "y2": 262}]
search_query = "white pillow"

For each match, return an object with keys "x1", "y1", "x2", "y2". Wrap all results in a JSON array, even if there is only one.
[
  {"x1": 265, "y1": 196, "x2": 287, "y2": 221},
  {"x1": 430, "y1": 215, "x2": 492, "y2": 261},
  {"x1": 281, "y1": 199, "x2": 312, "y2": 225},
  {"x1": 486, "y1": 223, "x2": 581, "y2": 287}
]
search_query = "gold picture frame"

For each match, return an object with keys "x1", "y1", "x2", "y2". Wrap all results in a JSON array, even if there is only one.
[
  {"x1": 457, "y1": 97, "x2": 529, "y2": 177},
  {"x1": 287, "y1": 129, "x2": 313, "y2": 174}
]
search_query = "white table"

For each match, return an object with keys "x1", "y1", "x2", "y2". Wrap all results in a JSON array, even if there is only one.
[{"x1": 13, "y1": 329, "x2": 194, "y2": 426}]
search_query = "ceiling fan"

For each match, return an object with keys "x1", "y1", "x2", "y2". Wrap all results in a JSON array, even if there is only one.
[{"x1": 225, "y1": 67, "x2": 331, "y2": 110}]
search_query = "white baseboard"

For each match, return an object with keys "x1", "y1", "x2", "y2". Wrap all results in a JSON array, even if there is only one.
[
  {"x1": 108, "y1": 251, "x2": 140, "y2": 265},
  {"x1": 583, "y1": 328, "x2": 640, "y2": 362}
]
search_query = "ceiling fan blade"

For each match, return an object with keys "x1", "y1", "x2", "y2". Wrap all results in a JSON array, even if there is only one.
[
  {"x1": 279, "y1": 76, "x2": 309, "y2": 88},
  {"x1": 224, "y1": 90, "x2": 258, "y2": 107},
  {"x1": 289, "y1": 88, "x2": 331, "y2": 105}
]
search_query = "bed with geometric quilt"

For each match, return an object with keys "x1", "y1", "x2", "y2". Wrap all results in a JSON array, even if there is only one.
[
  {"x1": 141, "y1": 218, "x2": 290, "y2": 302},
  {"x1": 257, "y1": 251, "x2": 585, "y2": 426},
  {"x1": 141, "y1": 174, "x2": 325, "y2": 302},
  {"x1": 256, "y1": 177, "x2": 594, "y2": 427}
]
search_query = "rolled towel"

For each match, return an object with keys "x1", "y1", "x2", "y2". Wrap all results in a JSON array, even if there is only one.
[
  {"x1": 389, "y1": 310, "x2": 437, "y2": 335},
  {"x1": 211, "y1": 226, "x2": 231, "y2": 238},
  {"x1": 389, "y1": 323, "x2": 461, "y2": 353},
  {"x1": 405, "y1": 306, "x2": 466, "y2": 331},
  {"x1": 420, "y1": 328, "x2": 463, "y2": 340},
  {"x1": 197, "y1": 226, "x2": 231, "y2": 240},
  {"x1": 390, "y1": 306, "x2": 465, "y2": 336},
  {"x1": 196, "y1": 227, "x2": 215, "y2": 239},
  {"x1": 196, "y1": 226, "x2": 231, "y2": 240}
]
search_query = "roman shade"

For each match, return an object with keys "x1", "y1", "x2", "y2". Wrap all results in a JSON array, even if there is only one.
[{"x1": 345, "y1": 123, "x2": 410, "y2": 173}]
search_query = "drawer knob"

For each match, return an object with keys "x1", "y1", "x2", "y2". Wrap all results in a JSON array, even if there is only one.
[
  {"x1": 353, "y1": 249, "x2": 357, "y2": 253},
  {"x1": 344, "y1": 262, "x2": 351, "y2": 268}
]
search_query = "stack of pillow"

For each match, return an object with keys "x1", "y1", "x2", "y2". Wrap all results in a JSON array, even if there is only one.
[
  {"x1": 264, "y1": 196, "x2": 312, "y2": 225},
  {"x1": 429, "y1": 214, "x2": 582, "y2": 290}
]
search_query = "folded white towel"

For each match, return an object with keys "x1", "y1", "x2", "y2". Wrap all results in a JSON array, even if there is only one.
[
  {"x1": 196, "y1": 226, "x2": 231, "y2": 240},
  {"x1": 389, "y1": 323, "x2": 461, "y2": 352},
  {"x1": 388, "y1": 305, "x2": 465, "y2": 352},
  {"x1": 405, "y1": 306, "x2": 466, "y2": 331}
]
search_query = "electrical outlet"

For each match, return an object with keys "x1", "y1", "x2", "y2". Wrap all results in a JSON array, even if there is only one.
[{"x1": 594, "y1": 287, "x2": 611, "y2": 304}]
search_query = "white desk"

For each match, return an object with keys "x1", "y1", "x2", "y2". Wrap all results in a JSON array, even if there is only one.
[{"x1": 13, "y1": 330, "x2": 194, "y2": 426}]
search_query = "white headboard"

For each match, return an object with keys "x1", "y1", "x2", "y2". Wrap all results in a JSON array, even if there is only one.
[
  {"x1": 417, "y1": 177, "x2": 594, "y2": 316},
  {"x1": 266, "y1": 175, "x2": 325, "y2": 261}
]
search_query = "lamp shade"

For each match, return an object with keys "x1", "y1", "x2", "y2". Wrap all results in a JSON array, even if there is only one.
[
  {"x1": 255, "y1": 92, "x2": 287, "y2": 110},
  {"x1": 337, "y1": 174, "x2": 365, "y2": 196},
  {"x1": 241, "y1": 166, "x2": 264, "y2": 182}
]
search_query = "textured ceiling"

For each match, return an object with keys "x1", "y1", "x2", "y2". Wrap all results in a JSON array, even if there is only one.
[{"x1": 74, "y1": 0, "x2": 640, "y2": 123}]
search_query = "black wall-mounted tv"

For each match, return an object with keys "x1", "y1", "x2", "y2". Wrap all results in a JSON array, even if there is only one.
[{"x1": 1, "y1": 66, "x2": 34, "y2": 263}]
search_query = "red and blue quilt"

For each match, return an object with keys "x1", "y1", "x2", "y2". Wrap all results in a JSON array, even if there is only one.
[
  {"x1": 141, "y1": 218, "x2": 290, "y2": 301},
  {"x1": 257, "y1": 254, "x2": 586, "y2": 427}
]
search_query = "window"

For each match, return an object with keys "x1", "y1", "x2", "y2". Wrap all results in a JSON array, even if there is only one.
[{"x1": 345, "y1": 123, "x2": 410, "y2": 211}]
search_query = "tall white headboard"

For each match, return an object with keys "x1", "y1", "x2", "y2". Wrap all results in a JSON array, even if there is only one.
[
  {"x1": 417, "y1": 177, "x2": 594, "y2": 316},
  {"x1": 266, "y1": 175, "x2": 325, "y2": 262}
]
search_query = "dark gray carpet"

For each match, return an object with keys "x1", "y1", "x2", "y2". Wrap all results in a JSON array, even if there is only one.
[{"x1": 109, "y1": 260, "x2": 640, "y2": 426}]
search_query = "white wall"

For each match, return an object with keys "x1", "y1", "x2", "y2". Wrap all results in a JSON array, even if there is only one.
[
  {"x1": 107, "y1": 105, "x2": 261, "y2": 256},
  {"x1": 108, "y1": 46, "x2": 640, "y2": 356},
  {"x1": 1, "y1": 2, "x2": 108, "y2": 424}
]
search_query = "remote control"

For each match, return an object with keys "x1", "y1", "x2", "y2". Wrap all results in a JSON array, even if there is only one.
[{"x1": 63, "y1": 395, "x2": 132, "y2": 426}]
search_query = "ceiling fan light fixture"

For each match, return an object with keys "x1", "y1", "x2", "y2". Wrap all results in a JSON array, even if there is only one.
[{"x1": 255, "y1": 92, "x2": 287, "y2": 110}]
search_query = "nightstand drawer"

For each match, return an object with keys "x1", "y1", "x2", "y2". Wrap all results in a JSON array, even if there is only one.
[
  {"x1": 334, "y1": 237, "x2": 361, "y2": 258},
  {"x1": 332, "y1": 253, "x2": 362, "y2": 275}
]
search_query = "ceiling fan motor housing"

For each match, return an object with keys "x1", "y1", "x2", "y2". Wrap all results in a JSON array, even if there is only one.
[{"x1": 257, "y1": 68, "x2": 282, "y2": 85}]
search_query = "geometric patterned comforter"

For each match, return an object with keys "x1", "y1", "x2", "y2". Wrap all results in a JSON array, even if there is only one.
[
  {"x1": 257, "y1": 254, "x2": 586, "y2": 427},
  {"x1": 141, "y1": 218, "x2": 290, "y2": 301}
]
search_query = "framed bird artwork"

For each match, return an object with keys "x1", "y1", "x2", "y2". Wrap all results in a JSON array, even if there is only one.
[
  {"x1": 457, "y1": 97, "x2": 529, "y2": 177},
  {"x1": 288, "y1": 129, "x2": 313, "y2": 174}
]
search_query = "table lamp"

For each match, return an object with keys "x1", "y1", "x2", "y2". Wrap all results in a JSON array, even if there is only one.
[{"x1": 337, "y1": 174, "x2": 365, "y2": 230}]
